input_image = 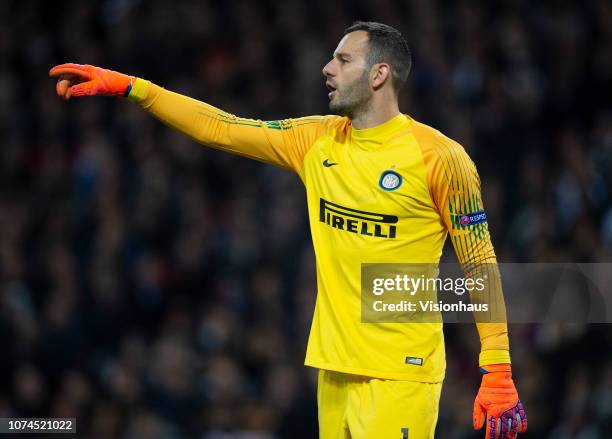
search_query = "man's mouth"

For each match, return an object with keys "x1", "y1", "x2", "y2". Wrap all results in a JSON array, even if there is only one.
[{"x1": 326, "y1": 82, "x2": 337, "y2": 98}]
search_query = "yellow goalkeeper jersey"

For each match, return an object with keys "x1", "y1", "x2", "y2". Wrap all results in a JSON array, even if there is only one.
[{"x1": 131, "y1": 80, "x2": 510, "y2": 382}]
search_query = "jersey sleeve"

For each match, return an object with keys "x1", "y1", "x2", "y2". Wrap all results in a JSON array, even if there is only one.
[
  {"x1": 422, "y1": 133, "x2": 511, "y2": 363},
  {"x1": 129, "y1": 79, "x2": 332, "y2": 173}
]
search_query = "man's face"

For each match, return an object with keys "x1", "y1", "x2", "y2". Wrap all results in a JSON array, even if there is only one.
[{"x1": 322, "y1": 31, "x2": 372, "y2": 118}]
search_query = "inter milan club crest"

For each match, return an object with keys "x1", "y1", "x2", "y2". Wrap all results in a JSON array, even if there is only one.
[{"x1": 378, "y1": 170, "x2": 403, "y2": 191}]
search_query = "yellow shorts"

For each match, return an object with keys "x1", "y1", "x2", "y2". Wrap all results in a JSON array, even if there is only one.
[{"x1": 317, "y1": 369, "x2": 442, "y2": 439}]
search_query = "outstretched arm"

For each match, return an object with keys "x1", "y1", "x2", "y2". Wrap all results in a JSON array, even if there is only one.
[{"x1": 49, "y1": 63, "x2": 332, "y2": 173}]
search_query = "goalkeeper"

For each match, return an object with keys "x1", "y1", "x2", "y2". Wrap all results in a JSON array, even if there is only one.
[{"x1": 50, "y1": 21, "x2": 527, "y2": 439}]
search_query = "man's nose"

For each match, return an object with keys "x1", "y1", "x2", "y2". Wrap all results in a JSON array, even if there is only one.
[{"x1": 322, "y1": 61, "x2": 334, "y2": 78}]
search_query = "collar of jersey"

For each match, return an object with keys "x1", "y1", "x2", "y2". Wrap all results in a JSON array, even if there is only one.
[{"x1": 350, "y1": 113, "x2": 413, "y2": 149}]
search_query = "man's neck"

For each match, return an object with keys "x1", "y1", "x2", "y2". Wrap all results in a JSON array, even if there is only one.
[{"x1": 350, "y1": 100, "x2": 401, "y2": 130}]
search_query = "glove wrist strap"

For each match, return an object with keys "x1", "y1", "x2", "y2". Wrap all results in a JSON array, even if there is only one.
[
  {"x1": 480, "y1": 363, "x2": 512, "y2": 374},
  {"x1": 126, "y1": 78, "x2": 151, "y2": 102}
]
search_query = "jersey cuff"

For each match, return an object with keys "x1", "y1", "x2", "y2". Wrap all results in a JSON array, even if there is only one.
[
  {"x1": 479, "y1": 349, "x2": 511, "y2": 367},
  {"x1": 127, "y1": 78, "x2": 151, "y2": 103}
]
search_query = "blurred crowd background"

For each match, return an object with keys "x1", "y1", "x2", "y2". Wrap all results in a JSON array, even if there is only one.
[{"x1": 1, "y1": 0, "x2": 611, "y2": 437}]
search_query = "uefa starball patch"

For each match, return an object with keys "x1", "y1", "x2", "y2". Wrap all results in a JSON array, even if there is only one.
[{"x1": 458, "y1": 210, "x2": 487, "y2": 226}]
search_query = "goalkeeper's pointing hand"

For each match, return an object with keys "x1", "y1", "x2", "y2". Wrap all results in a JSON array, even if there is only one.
[{"x1": 49, "y1": 63, "x2": 134, "y2": 100}]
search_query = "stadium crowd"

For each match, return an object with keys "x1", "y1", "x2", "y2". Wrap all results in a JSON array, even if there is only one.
[{"x1": 0, "y1": 0, "x2": 611, "y2": 437}]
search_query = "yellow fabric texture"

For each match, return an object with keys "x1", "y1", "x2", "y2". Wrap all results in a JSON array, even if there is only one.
[
  {"x1": 132, "y1": 81, "x2": 510, "y2": 380},
  {"x1": 479, "y1": 349, "x2": 512, "y2": 367},
  {"x1": 318, "y1": 369, "x2": 441, "y2": 439}
]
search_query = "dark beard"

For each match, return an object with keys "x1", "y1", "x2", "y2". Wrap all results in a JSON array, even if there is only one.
[{"x1": 328, "y1": 71, "x2": 371, "y2": 119}]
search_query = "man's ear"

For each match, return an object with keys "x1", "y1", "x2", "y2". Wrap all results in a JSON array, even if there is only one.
[{"x1": 371, "y1": 63, "x2": 391, "y2": 90}]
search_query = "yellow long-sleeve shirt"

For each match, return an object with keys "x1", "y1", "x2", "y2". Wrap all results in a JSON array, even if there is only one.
[{"x1": 128, "y1": 79, "x2": 511, "y2": 381}]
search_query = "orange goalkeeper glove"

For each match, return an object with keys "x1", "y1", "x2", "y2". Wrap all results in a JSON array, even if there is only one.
[
  {"x1": 49, "y1": 63, "x2": 134, "y2": 100},
  {"x1": 473, "y1": 364, "x2": 527, "y2": 439}
]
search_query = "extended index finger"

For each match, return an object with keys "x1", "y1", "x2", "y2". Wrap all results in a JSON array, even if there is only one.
[{"x1": 49, "y1": 63, "x2": 91, "y2": 80}]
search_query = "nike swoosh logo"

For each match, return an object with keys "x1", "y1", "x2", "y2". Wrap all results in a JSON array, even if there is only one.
[{"x1": 323, "y1": 159, "x2": 338, "y2": 167}]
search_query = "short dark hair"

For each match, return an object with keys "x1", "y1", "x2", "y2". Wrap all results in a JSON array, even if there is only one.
[{"x1": 343, "y1": 21, "x2": 411, "y2": 94}]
